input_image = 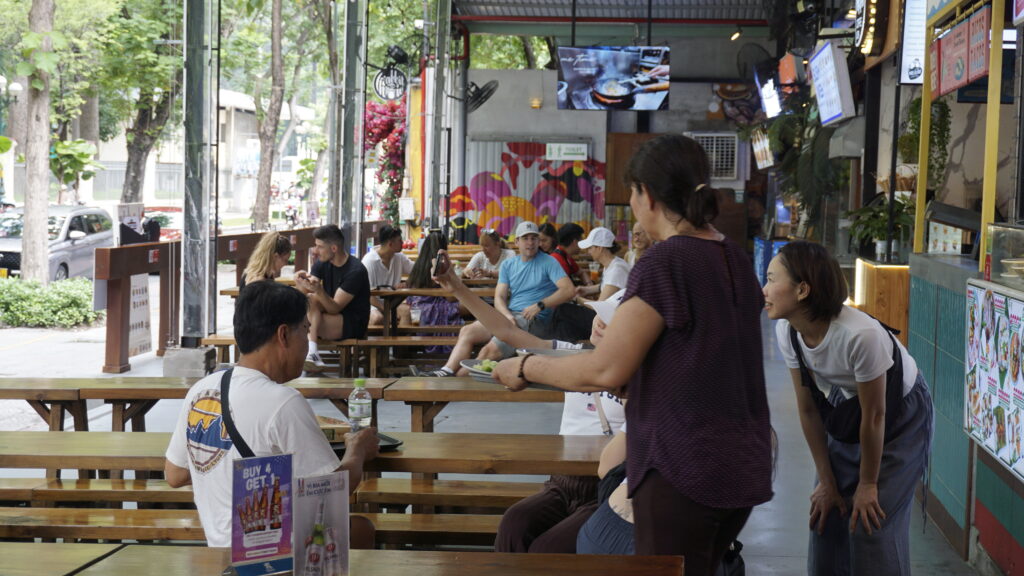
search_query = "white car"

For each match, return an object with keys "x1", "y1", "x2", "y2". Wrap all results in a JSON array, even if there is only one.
[{"x1": 0, "y1": 205, "x2": 115, "y2": 281}]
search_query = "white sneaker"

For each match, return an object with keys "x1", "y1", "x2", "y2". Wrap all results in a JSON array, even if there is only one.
[{"x1": 304, "y1": 351, "x2": 326, "y2": 373}]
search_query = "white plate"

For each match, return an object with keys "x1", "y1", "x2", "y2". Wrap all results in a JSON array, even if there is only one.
[
  {"x1": 460, "y1": 358, "x2": 565, "y2": 392},
  {"x1": 515, "y1": 347, "x2": 588, "y2": 358},
  {"x1": 460, "y1": 359, "x2": 497, "y2": 383}
]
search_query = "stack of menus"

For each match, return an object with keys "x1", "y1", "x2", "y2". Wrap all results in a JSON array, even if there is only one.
[{"x1": 966, "y1": 280, "x2": 1024, "y2": 475}]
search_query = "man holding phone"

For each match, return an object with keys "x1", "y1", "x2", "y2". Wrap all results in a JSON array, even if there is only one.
[
  {"x1": 417, "y1": 221, "x2": 574, "y2": 377},
  {"x1": 295, "y1": 224, "x2": 371, "y2": 373}
]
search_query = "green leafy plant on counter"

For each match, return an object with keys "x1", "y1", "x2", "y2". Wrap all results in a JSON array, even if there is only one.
[
  {"x1": 846, "y1": 194, "x2": 915, "y2": 244},
  {"x1": 0, "y1": 278, "x2": 103, "y2": 328}
]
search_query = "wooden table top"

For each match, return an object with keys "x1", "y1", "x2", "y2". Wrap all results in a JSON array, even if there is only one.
[
  {"x1": 371, "y1": 287, "x2": 495, "y2": 298},
  {"x1": 75, "y1": 546, "x2": 683, "y2": 576},
  {"x1": 0, "y1": 542, "x2": 123, "y2": 575},
  {"x1": 0, "y1": 431, "x2": 606, "y2": 476},
  {"x1": 0, "y1": 377, "x2": 395, "y2": 401},
  {"x1": 384, "y1": 377, "x2": 565, "y2": 403},
  {"x1": 371, "y1": 432, "x2": 607, "y2": 476}
]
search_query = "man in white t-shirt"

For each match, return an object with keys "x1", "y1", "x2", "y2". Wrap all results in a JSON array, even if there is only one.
[
  {"x1": 361, "y1": 225, "x2": 415, "y2": 325},
  {"x1": 164, "y1": 281, "x2": 379, "y2": 548}
]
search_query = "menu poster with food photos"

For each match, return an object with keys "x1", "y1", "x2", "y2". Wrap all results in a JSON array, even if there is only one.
[{"x1": 966, "y1": 280, "x2": 1024, "y2": 476}]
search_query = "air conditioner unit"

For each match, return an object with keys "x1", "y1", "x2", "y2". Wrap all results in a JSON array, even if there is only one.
[{"x1": 686, "y1": 132, "x2": 747, "y2": 182}]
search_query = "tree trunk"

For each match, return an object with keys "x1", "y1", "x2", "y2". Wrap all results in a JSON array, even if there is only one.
[
  {"x1": 79, "y1": 92, "x2": 100, "y2": 145},
  {"x1": 120, "y1": 70, "x2": 182, "y2": 204},
  {"x1": 251, "y1": 0, "x2": 284, "y2": 230},
  {"x1": 544, "y1": 37, "x2": 558, "y2": 70},
  {"x1": 23, "y1": 0, "x2": 54, "y2": 284},
  {"x1": 521, "y1": 36, "x2": 536, "y2": 69},
  {"x1": 276, "y1": 31, "x2": 311, "y2": 162}
]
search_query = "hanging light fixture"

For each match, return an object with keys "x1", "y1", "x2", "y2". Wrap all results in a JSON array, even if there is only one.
[{"x1": 730, "y1": 26, "x2": 743, "y2": 41}]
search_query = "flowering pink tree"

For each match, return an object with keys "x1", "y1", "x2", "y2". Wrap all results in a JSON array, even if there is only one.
[{"x1": 364, "y1": 97, "x2": 407, "y2": 225}]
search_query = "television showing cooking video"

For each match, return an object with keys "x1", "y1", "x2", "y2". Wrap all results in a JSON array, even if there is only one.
[{"x1": 556, "y1": 46, "x2": 670, "y2": 111}]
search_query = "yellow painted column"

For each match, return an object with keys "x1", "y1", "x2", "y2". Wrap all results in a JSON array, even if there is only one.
[
  {"x1": 914, "y1": 24, "x2": 933, "y2": 255},
  {"x1": 979, "y1": 0, "x2": 1005, "y2": 271}
]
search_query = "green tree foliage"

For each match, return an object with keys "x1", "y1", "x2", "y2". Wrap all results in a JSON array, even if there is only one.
[
  {"x1": 469, "y1": 35, "x2": 551, "y2": 70},
  {"x1": 49, "y1": 138, "x2": 102, "y2": 192}
]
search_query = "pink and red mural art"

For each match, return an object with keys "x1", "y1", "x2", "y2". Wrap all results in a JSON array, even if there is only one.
[{"x1": 448, "y1": 142, "x2": 608, "y2": 243}]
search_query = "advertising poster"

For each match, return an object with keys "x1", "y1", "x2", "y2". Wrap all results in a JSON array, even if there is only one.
[
  {"x1": 965, "y1": 281, "x2": 1024, "y2": 476},
  {"x1": 940, "y1": 22, "x2": 970, "y2": 96},
  {"x1": 127, "y1": 274, "x2": 151, "y2": 357},
  {"x1": 232, "y1": 454, "x2": 293, "y2": 575},
  {"x1": 930, "y1": 40, "x2": 942, "y2": 98},
  {"x1": 294, "y1": 471, "x2": 350, "y2": 576},
  {"x1": 968, "y1": 6, "x2": 991, "y2": 83},
  {"x1": 1015, "y1": 0, "x2": 1024, "y2": 27},
  {"x1": 901, "y1": 0, "x2": 926, "y2": 84}
]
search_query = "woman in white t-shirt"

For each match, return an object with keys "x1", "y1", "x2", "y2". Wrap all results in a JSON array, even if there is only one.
[
  {"x1": 463, "y1": 229, "x2": 515, "y2": 279},
  {"x1": 430, "y1": 261, "x2": 624, "y2": 554},
  {"x1": 574, "y1": 227, "x2": 631, "y2": 301},
  {"x1": 763, "y1": 241, "x2": 932, "y2": 576}
]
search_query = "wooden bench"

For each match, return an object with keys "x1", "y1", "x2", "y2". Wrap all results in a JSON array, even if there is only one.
[
  {"x1": 355, "y1": 478, "x2": 542, "y2": 509},
  {"x1": 31, "y1": 479, "x2": 194, "y2": 505},
  {"x1": 0, "y1": 478, "x2": 45, "y2": 503},
  {"x1": 201, "y1": 334, "x2": 358, "y2": 366},
  {"x1": 357, "y1": 336, "x2": 459, "y2": 377},
  {"x1": 0, "y1": 507, "x2": 501, "y2": 546}
]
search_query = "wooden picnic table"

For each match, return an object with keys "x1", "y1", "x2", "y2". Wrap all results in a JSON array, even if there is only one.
[
  {"x1": 0, "y1": 542, "x2": 124, "y2": 576},
  {"x1": 384, "y1": 376, "x2": 564, "y2": 432},
  {"x1": 372, "y1": 286, "x2": 495, "y2": 337},
  {"x1": 73, "y1": 546, "x2": 684, "y2": 576},
  {"x1": 0, "y1": 377, "x2": 394, "y2": 433},
  {"x1": 0, "y1": 431, "x2": 608, "y2": 477}
]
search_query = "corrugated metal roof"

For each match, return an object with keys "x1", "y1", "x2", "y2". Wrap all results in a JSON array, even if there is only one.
[{"x1": 453, "y1": 0, "x2": 766, "y2": 23}]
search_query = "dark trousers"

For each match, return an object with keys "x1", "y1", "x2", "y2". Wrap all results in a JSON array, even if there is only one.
[
  {"x1": 495, "y1": 474, "x2": 599, "y2": 553},
  {"x1": 633, "y1": 469, "x2": 752, "y2": 576}
]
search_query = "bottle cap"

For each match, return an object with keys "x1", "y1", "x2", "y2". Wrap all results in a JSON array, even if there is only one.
[{"x1": 354, "y1": 378, "x2": 366, "y2": 387}]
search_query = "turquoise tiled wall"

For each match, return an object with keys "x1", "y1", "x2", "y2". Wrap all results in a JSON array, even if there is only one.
[
  {"x1": 976, "y1": 459, "x2": 1024, "y2": 546},
  {"x1": 909, "y1": 276, "x2": 969, "y2": 529}
]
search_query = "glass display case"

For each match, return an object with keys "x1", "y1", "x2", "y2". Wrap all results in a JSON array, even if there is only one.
[{"x1": 988, "y1": 222, "x2": 1024, "y2": 291}]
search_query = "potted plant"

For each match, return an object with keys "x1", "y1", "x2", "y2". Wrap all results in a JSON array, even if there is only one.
[{"x1": 847, "y1": 194, "x2": 915, "y2": 262}]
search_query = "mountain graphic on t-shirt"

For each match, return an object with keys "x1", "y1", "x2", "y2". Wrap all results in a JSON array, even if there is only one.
[{"x1": 185, "y1": 394, "x2": 234, "y2": 472}]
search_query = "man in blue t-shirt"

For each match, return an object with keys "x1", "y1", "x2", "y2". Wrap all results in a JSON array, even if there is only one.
[{"x1": 417, "y1": 221, "x2": 575, "y2": 377}]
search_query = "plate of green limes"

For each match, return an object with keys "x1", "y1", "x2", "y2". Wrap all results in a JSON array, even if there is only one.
[{"x1": 461, "y1": 359, "x2": 499, "y2": 383}]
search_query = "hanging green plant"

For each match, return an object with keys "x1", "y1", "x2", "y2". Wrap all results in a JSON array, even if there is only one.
[{"x1": 896, "y1": 96, "x2": 951, "y2": 190}]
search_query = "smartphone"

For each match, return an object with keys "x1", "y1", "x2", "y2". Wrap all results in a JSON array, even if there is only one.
[{"x1": 433, "y1": 252, "x2": 450, "y2": 277}]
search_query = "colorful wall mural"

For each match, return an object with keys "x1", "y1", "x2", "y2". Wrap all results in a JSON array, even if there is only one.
[{"x1": 449, "y1": 141, "x2": 614, "y2": 244}]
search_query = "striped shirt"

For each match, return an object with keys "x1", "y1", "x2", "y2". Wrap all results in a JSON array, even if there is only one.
[{"x1": 623, "y1": 235, "x2": 774, "y2": 509}]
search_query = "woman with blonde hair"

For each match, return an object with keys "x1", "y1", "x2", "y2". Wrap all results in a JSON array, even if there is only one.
[{"x1": 242, "y1": 232, "x2": 292, "y2": 287}]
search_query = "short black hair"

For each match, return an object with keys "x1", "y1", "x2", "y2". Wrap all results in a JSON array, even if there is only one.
[
  {"x1": 557, "y1": 223, "x2": 585, "y2": 247},
  {"x1": 314, "y1": 224, "x2": 345, "y2": 248},
  {"x1": 777, "y1": 241, "x2": 848, "y2": 322},
  {"x1": 377, "y1": 225, "x2": 402, "y2": 245},
  {"x1": 234, "y1": 281, "x2": 308, "y2": 354},
  {"x1": 538, "y1": 222, "x2": 557, "y2": 239}
]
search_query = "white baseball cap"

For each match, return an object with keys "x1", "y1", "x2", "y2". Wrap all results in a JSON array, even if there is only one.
[
  {"x1": 515, "y1": 221, "x2": 540, "y2": 237},
  {"x1": 579, "y1": 227, "x2": 616, "y2": 249},
  {"x1": 585, "y1": 288, "x2": 626, "y2": 324}
]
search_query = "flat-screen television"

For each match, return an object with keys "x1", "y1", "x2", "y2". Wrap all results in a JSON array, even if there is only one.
[
  {"x1": 754, "y1": 63, "x2": 783, "y2": 119},
  {"x1": 556, "y1": 46, "x2": 670, "y2": 111},
  {"x1": 808, "y1": 41, "x2": 856, "y2": 126}
]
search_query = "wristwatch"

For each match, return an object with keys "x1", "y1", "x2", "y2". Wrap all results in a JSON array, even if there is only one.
[{"x1": 536, "y1": 301, "x2": 546, "y2": 310}]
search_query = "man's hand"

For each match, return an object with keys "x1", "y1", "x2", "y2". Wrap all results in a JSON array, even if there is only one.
[
  {"x1": 344, "y1": 428, "x2": 380, "y2": 462},
  {"x1": 395, "y1": 281, "x2": 408, "y2": 289},
  {"x1": 521, "y1": 303, "x2": 542, "y2": 321}
]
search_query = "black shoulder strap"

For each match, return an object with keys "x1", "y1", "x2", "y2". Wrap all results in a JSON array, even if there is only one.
[{"x1": 219, "y1": 368, "x2": 255, "y2": 459}]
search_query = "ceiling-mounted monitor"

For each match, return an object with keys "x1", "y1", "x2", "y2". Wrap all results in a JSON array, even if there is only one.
[
  {"x1": 808, "y1": 41, "x2": 856, "y2": 126},
  {"x1": 556, "y1": 46, "x2": 670, "y2": 111}
]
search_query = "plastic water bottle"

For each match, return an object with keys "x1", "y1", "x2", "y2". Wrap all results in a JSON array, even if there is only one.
[{"x1": 348, "y1": 378, "x2": 372, "y2": 431}]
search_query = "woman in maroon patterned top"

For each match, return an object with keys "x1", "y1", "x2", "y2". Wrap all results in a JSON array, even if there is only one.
[{"x1": 494, "y1": 134, "x2": 773, "y2": 576}]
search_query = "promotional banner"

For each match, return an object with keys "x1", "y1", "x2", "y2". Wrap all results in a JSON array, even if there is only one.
[
  {"x1": 965, "y1": 281, "x2": 1024, "y2": 478},
  {"x1": 968, "y1": 6, "x2": 991, "y2": 83},
  {"x1": 940, "y1": 22, "x2": 970, "y2": 96},
  {"x1": 901, "y1": 0, "x2": 926, "y2": 84},
  {"x1": 294, "y1": 471, "x2": 349, "y2": 576},
  {"x1": 232, "y1": 454, "x2": 293, "y2": 576},
  {"x1": 127, "y1": 274, "x2": 152, "y2": 357},
  {"x1": 930, "y1": 40, "x2": 942, "y2": 97}
]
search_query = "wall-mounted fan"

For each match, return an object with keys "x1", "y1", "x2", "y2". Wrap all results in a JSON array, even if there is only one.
[{"x1": 466, "y1": 80, "x2": 498, "y2": 113}]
